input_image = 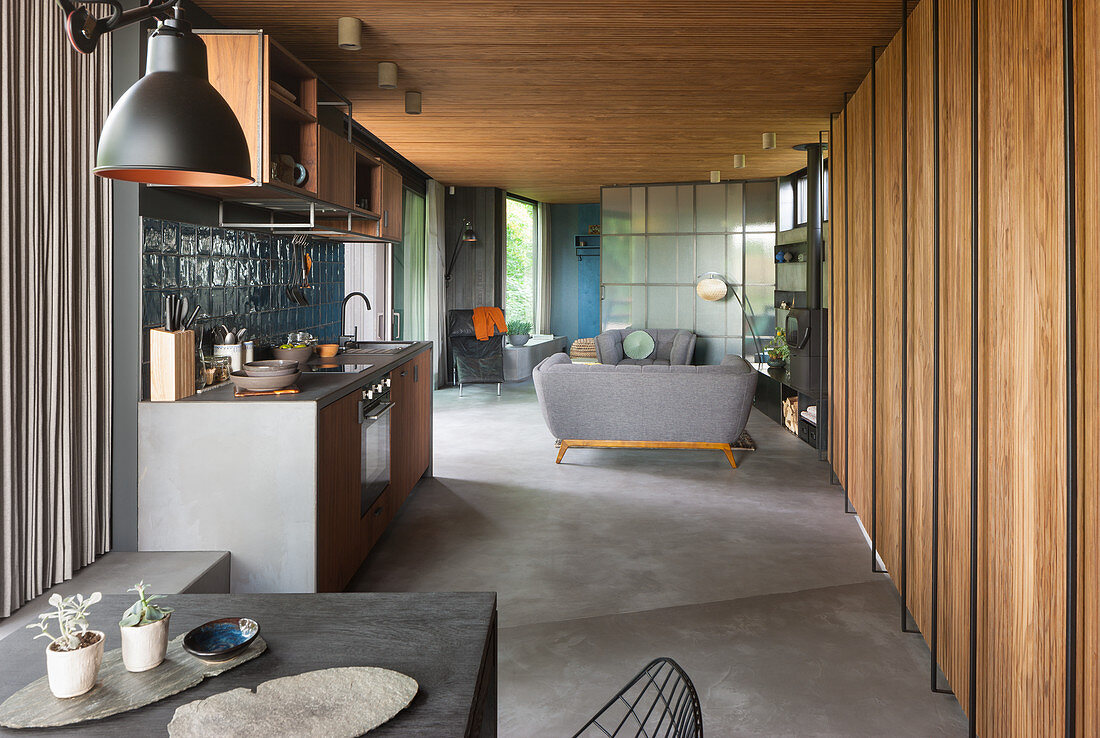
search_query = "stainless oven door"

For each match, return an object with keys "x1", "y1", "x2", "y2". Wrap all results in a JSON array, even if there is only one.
[{"x1": 359, "y1": 398, "x2": 393, "y2": 516}]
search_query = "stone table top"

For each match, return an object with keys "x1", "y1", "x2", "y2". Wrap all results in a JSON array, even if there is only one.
[{"x1": 0, "y1": 593, "x2": 497, "y2": 737}]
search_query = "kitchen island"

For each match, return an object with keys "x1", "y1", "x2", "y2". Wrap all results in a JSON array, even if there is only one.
[{"x1": 137, "y1": 342, "x2": 433, "y2": 593}]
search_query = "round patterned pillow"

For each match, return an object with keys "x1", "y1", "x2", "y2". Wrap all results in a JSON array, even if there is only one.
[{"x1": 622, "y1": 330, "x2": 656, "y2": 360}]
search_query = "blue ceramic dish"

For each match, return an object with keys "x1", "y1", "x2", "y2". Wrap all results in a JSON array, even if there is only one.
[{"x1": 183, "y1": 617, "x2": 260, "y2": 662}]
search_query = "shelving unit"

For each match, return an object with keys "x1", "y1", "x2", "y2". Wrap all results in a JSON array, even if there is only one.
[{"x1": 167, "y1": 29, "x2": 401, "y2": 243}]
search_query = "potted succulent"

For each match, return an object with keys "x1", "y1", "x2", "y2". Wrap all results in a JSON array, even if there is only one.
[
  {"x1": 119, "y1": 581, "x2": 173, "y2": 672},
  {"x1": 765, "y1": 330, "x2": 790, "y2": 369},
  {"x1": 26, "y1": 591, "x2": 105, "y2": 698},
  {"x1": 506, "y1": 320, "x2": 532, "y2": 347}
]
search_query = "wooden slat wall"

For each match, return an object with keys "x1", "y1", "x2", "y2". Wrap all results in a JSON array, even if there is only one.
[
  {"x1": 829, "y1": 0, "x2": 1090, "y2": 731},
  {"x1": 829, "y1": 112, "x2": 848, "y2": 489},
  {"x1": 978, "y1": 1, "x2": 1068, "y2": 734},
  {"x1": 935, "y1": 0, "x2": 973, "y2": 707},
  {"x1": 1076, "y1": 0, "x2": 1099, "y2": 732},
  {"x1": 846, "y1": 80, "x2": 875, "y2": 522},
  {"x1": 904, "y1": 0, "x2": 934, "y2": 637},
  {"x1": 874, "y1": 39, "x2": 905, "y2": 582}
]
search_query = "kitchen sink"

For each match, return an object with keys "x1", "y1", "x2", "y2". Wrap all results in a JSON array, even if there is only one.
[{"x1": 343, "y1": 342, "x2": 415, "y2": 355}]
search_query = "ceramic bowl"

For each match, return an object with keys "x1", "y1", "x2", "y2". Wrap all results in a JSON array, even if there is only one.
[
  {"x1": 272, "y1": 346, "x2": 314, "y2": 364},
  {"x1": 183, "y1": 618, "x2": 260, "y2": 662},
  {"x1": 317, "y1": 343, "x2": 339, "y2": 358},
  {"x1": 242, "y1": 359, "x2": 299, "y2": 377},
  {"x1": 230, "y1": 370, "x2": 300, "y2": 392}
]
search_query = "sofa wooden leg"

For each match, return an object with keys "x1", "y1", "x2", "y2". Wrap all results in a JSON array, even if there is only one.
[
  {"x1": 555, "y1": 439, "x2": 740, "y2": 468},
  {"x1": 723, "y1": 445, "x2": 738, "y2": 469}
]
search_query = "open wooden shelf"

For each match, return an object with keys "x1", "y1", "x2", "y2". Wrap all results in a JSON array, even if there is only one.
[{"x1": 269, "y1": 91, "x2": 317, "y2": 124}]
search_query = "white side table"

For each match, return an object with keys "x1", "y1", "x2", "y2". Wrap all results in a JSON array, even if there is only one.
[{"x1": 504, "y1": 335, "x2": 568, "y2": 381}]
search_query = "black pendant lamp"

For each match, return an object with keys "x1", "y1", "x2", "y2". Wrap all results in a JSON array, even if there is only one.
[
  {"x1": 59, "y1": 0, "x2": 252, "y2": 186},
  {"x1": 95, "y1": 12, "x2": 251, "y2": 185}
]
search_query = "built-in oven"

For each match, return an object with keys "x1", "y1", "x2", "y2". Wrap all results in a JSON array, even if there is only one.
[{"x1": 359, "y1": 373, "x2": 393, "y2": 516}]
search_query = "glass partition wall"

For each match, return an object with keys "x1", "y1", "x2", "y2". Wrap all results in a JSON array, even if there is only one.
[{"x1": 600, "y1": 181, "x2": 778, "y2": 364}]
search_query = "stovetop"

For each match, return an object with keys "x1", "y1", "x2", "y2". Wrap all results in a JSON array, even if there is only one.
[{"x1": 305, "y1": 363, "x2": 374, "y2": 374}]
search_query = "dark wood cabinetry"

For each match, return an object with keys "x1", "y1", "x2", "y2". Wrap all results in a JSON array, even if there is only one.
[
  {"x1": 390, "y1": 350, "x2": 432, "y2": 505},
  {"x1": 316, "y1": 390, "x2": 362, "y2": 592},
  {"x1": 316, "y1": 349, "x2": 432, "y2": 592},
  {"x1": 380, "y1": 162, "x2": 404, "y2": 241}
]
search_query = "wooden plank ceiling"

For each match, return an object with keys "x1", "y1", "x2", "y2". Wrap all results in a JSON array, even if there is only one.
[{"x1": 193, "y1": 0, "x2": 912, "y2": 202}]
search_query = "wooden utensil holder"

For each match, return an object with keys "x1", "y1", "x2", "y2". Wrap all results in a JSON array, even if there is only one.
[{"x1": 150, "y1": 329, "x2": 196, "y2": 402}]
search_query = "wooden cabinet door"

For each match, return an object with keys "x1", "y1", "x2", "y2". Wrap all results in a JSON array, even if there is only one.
[
  {"x1": 409, "y1": 350, "x2": 432, "y2": 484},
  {"x1": 381, "y1": 163, "x2": 403, "y2": 240},
  {"x1": 317, "y1": 391, "x2": 362, "y2": 592},
  {"x1": 389, "y1": 351, "x2": 432, "y2": 508},
  {"x1": 317, "y1": 126, "x2": 355, "y2": 209},
  {"x1": 389, "y1": 360, "x2": 415, "y2": 504}
]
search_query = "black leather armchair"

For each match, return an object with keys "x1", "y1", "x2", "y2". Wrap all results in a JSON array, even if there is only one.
[{"x1": 447, "y1": 309, "x2": 504, "y2": 396}]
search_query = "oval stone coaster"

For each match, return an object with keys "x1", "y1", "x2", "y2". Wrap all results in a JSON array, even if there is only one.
[
  {"x1": 0, "y1": 635, "x2": 266, "y2": 729},
  {"x1": 167, "y1": 667, "x2": 418, "y2": 737}
]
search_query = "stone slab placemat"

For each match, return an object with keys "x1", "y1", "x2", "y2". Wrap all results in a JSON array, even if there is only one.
[
  {"x1": 0, "y1": 635, "x2": 266, "y2": 729},
  {"x1": 168, "y1": 666, "x2": 418, "y2": 738}
]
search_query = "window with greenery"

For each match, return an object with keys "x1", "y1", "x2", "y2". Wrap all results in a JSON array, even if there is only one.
[{"x1": 505, "y1": 196, "x2": 537, "y2": 325}]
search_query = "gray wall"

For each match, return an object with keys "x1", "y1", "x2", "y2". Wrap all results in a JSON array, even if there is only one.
[
  {"x1": 548, "y1": 203, "x2": 600, "y2": 343},
  {"x1": 444, "y1": 187, "x2": 504, "y2": 311}
]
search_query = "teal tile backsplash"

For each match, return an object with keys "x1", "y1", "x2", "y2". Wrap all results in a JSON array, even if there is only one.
[{"x1": 140, "y1": 218, "x2": 346, "y2": 396}]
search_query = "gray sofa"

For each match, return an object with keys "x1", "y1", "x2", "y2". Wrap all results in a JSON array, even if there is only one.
[
  {"x1": 594, "y1": 328, "x2": 696, "y2": 366},
  {"x1": 532, "y1": 353, "x2": 757, "y2": 468}
]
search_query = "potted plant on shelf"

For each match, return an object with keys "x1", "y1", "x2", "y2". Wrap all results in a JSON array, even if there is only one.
[
  {"x1": 119, "y1": 581, "x2": 173, "y2": 672},
  {"x1": 765, "y1": 330, "x2": 790, "y2": 369},
  {"x1": 506, "y1": 320, "x2": 532, "y2": 347},
  {"x1": 26, "y1": 591, "x2": 104, "y2": 698}
]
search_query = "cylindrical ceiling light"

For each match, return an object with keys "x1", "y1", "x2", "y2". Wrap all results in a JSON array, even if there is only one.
[
  {"x1": 733, "y1": 154, "x2": 746, "y2": 168},
  {"x1": 94, "y1": 11, "x2": 252, "y2": 186},
  {"x1": 709, "y1": 170, "x2": 721, "y2": 183},
  {"x1": 762, "y1": 132, "x2": 777, "y2": 150},
  {"x1": 378, "y1": 61, "x2": 398, "y2": 89},
  {"x1": 338, "y1": 17, "x2": 362, "y2": 51},
  {"x1": 405, "y1": 90, "x2": 422, "y2": 115}
]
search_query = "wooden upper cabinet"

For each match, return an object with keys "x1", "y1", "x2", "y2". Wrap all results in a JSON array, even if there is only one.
[
  {"x1": 198, "y1": 31, "x2": 320, "y2": 195},
  {"x1": 380, "y1": 163, "x2": 403, "y2": 241},
  {"x1": 317, "y1": 126, "x2": 355, "y2": 209}
]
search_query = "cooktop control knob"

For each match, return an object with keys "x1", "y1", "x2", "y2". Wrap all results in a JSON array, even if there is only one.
[{"x1": 383, "y1": 378, "x2": 391, "y2": 388}]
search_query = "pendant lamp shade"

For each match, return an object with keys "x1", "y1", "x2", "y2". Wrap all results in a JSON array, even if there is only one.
[{"x1": 94, "y1": 18, "x2": 252, "y2": 186}]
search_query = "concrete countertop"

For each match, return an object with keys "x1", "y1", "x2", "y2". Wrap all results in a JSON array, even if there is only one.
[{"x1": 142, "y1": 341, "x2": 432, "y2": 410}]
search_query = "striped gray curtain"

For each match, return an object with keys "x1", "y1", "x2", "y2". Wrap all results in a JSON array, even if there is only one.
[{"x1": 1, "y1": 4, "x2": 113, "y2": 617}]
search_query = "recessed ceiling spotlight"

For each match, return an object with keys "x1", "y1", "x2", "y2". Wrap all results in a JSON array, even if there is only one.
[
  {"x1": 733, "y1": 154, "x2": 746, "y2": 168},
  {"x1": 762, "y1": 132, "x2": 776, "y2": 150},
  {"x1": 710, "y1": 170, "x2": 721, "y2": 183},
  {"x1": 405, "y1": 90, "x2": 422, "y2": 115},
  {"x1": 378, "y1": 62, "x2": 398, "y2": 89},
  {"x1": 338, "y1": 17, "x2": 362, "y2": 51}
]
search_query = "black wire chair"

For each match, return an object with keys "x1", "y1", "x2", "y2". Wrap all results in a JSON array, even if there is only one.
[{"x1": 571, "y1": 658, "x2": 703, "y2": 738}]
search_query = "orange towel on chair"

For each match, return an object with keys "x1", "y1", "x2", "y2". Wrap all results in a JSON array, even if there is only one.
[{"x1": 473, "y1": 306, "x2": 507, "y2": 341}]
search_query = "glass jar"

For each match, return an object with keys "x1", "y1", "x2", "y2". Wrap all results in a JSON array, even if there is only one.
[{"x1": 202, "y1": 355, "x2": 231, "y2": 385}]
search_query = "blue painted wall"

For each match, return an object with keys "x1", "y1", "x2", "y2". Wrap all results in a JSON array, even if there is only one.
[{"x1": 549, "y1": 202, "x2": 600, "y2": 343}]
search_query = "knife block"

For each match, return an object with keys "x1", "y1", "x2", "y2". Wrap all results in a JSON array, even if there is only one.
[{"x1": 150, "y1": 328, "x2": 196, "y2": 402}]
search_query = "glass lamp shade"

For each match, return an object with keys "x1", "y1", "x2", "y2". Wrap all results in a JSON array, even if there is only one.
[{"x1": 94, "y1": 19, "x2": 252, "y2": 186}]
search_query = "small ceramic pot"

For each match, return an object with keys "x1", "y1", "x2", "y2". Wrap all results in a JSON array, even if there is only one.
[
  {"x1": 46, "y1": 631, "x2": 105, "y2": 698},
  {"x1": 509, "y1": 334, "x2": 531, "y2": 347},
  {"x1": 120, "y1": 615, "x2": 170, "y2": 673},
  {"x1": 317, "y1": 343, "x2": 339, "y2": 358},
  {"x1": 767, "y1": 357, "x2": 786, "y2": 369}
]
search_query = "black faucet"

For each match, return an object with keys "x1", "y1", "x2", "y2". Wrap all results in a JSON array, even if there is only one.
[{"x1": 340, "y1": 292, "x2": 372, "y2": 346}]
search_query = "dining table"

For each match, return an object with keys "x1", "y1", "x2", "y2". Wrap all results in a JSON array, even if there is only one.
[{"x1": 0, "y1": 592, "x2": 497, "y2": 737}]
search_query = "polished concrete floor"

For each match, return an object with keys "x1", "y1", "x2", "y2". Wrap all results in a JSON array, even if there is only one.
[{"x1": 348, "y1": 380, "x2": 967, "y2": 736}]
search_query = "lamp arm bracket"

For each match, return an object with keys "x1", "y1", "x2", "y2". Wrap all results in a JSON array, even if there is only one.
[{"x1": 59, "y1": 0, "x2": 182, "y2": 54}]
